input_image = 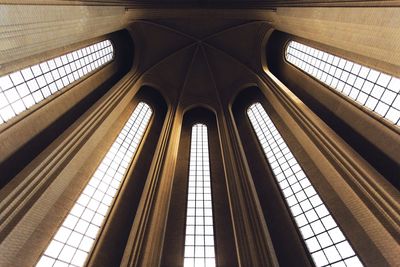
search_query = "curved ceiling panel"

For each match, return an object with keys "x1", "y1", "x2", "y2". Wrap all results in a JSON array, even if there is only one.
[{"x1": 130, "y1": 20, "x2": 269, "y2": 108}]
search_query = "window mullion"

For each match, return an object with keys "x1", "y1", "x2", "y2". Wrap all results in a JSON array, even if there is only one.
[
  {"x1": 247, "y1": 102, "x2": 363, "y2": 267},
  {"x1": 184, "y1": 124, "x2": 216, "y2": 267},
  {"x1": 285, "y1": 41, "x2": 400, "y2": 126},
  {"x1": 36, "y1": 102, "x2": 152, "y2": 267},
  {"x1": 0, "y1": 40, "x2": 114, "y2": 124}
]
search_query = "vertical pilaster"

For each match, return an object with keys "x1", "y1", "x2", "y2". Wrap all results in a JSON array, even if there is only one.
[
  {"x1": 216, "y1": 106, "x2": 279, "y2": 267},
  {"x1": 257, "y1": 73, "x2": 400, "y2": 266},
  {"x1": 120, "y1": 104, "x2": 180, "y2": 267},
  {"x1": 0, "y1": 70, "x2": 142, "y2": 267}
]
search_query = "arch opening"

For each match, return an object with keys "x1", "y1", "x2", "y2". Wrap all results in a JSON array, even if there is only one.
[
  {"x1": 265, "y1": 30, "x2": 400, "y2": 189},
  {"x1": 161, "y1": 106, "x2": 238, "y2": 267}
]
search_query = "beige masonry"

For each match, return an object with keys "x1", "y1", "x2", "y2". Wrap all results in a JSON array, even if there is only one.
[{"x1": 0, "y1": 1, "x2": 399, "y2": 267}]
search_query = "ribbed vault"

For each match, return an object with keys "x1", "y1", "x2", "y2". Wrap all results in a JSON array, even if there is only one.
[{"x1": 129, "y1": 19, "x2": 271, "y2": 109}]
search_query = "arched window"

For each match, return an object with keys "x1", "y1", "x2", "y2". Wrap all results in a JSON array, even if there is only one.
[
  {"x1": 184, "y1": 123, "x2": 216, "y2": 267},
  {"x1": 0, "y1": 40, "x2": 114, "y2": 124},
  {"x1": 285, "y1": 41, "x2": 399, "y2": 126},
  {"x1": 36, "y1": 102, "x2": 152, "y2": 267},
  {"x1": 161, "y1": 108, "x2": 237, "y2": 267},
  {"x1": 247, "y1": 102, "x2": 363, "y2": 267}
]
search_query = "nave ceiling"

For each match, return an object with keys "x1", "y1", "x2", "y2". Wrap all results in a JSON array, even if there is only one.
[{"x1": 129, "y1": 19, "x2": 271, "y2": 111}]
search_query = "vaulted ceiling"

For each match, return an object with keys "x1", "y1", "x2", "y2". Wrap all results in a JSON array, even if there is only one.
[{"x1": 129, "y1": 19, "x2": 271, "y2": 110}]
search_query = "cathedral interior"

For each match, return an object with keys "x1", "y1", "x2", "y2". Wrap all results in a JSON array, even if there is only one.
[{"x1": 0, "y1": 1, "x2": 399, "y2": 267}]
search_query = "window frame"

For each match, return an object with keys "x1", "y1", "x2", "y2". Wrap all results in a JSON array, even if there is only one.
[
  {"x1": 0, "y1": 39, "x2": 115, "y2": 126},
  {"x1": 264, "y1": 31, "x2": 400, "y2": 189},
  {"x1": 183, "y1": 123, "x2": 217, "y2": 267},
  {"x1": 161, "y1": 108, "x2": 238, "y2": 267},
  {"x1": 246, "y1": 101, "x2": 364, "y2": 267},
  {"x1": 36, "y1": 101, "x2": 153, "y2": 267},
  {"x1": 284, "y1": 40, "x2": 400, "y2": 127}
]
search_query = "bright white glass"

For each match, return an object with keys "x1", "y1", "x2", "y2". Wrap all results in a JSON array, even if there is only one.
[
  {"x1": 0, "y1": 40, "x2": 114, "y2": 124},
  {"x1": 36, "y1": 102, "x2": 152, "y2": 267},
  {"x1": 247, "y1": 103, "x2": 363, "y2": 267},
  {"x1": 184, "y1": 124, "x2": 216, "y2": 267},
  {"x1": 286, "y1": 41, "x2": 400, "y2": 126}
]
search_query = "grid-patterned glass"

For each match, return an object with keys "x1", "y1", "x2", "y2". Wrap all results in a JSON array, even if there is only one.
[
  {"x1": 286, "y1": 41, "x2": 400, "y2": 126},
  {"x1": 184, "y1": 124, "x2": 216, "y2": 267},
  {"x1": 36, "y1": 102, "x2": 152, "y2": 267},
  {"x1": 247, "y1": 103, "x2": 363, "y2": 267},
  {"x1": 0, "y1": 40, "x2": 114, "y2": 124}
]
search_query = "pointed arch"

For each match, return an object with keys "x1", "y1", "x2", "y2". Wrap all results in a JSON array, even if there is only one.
[
  {"x1": 265, "y1": 30, "x2": 399, "y2": 189},
  {"x1": 247, "y1": 102, "x2": 363, "y2": 267},
  {"x1": 0, "y1": 29, "x2": 134, "y2": 190},
  {"x1": 161, "y1": 106, "x2": 238, "y2": 267},
  {"x1": 37, "y1": 101, "x2": 153, "y2": 267},
  {"x1": 33, "y1": 85, "x2": 168, "y2": 267},
  {"x1": 231, "y1": 86, "x2": 388, "y2": 266}
]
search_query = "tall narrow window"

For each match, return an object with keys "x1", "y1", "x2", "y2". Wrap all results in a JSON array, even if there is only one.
[
  {"x1": 184, "y1": 124, "x2": 216, "y2": 267},
  {"x1": 36, "y1": 102, "x2": 152, "y2": 267},
  {"x1": 286, "y1": 41, "x2": 400, "y2": 126},
  {"x1": 247, "y1": 103, "x2": 363, "y2": 267},
  {"x1": 0, "y1": 40, "x2": 114, "y2": 124}
]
